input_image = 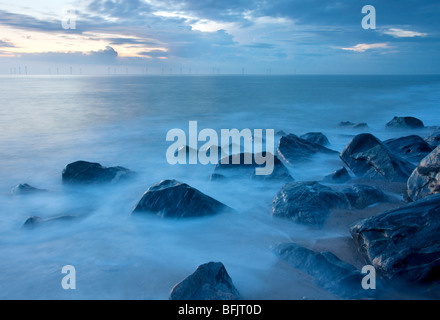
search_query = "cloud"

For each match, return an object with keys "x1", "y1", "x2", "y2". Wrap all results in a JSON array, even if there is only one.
[
  {"x1": 341, "y1": 43, "x2": 390, "y2": 53},
  {"x1": 0, "y1": 40, "x2": 15, "y2": 48},
  {"x1": 382, "y1": 28, "x2": 428, "y2": 38},
  {"x1": 89, "y1": 46, "x2": 118, "y2": 58}
]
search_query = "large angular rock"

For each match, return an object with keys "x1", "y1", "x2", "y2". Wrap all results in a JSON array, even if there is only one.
[
  {"x1": 340, "y1": 133, "x2": 415, "y2": 182},
  {"x1": 300, "y1": 132, "x2": 330, "y2": 146},
  {"x1": 131, "y1": 180, "x2": 233, "y2": 218},
  {"x1": 214, "y1": 152, "x2": 292, "y2": 181},
  {"x1": 425, "y1": 130, "x2": 440, "y2": 148},
  {"x1": 323, "y1": 167, "x2": 351, "y2": 184},
  {"x1": 277, "y1": 134, "x2": 338, "y2": 165},
  {"x1": 350, "y1": 194, "x2": 440, "y2": 283},
  {"x1": 273, "y1": 243, "x2": 367, "y2": 299},
  {"x1": 169, "y1": 262, "x2": 241, "y2": 300},
  {"x1": 342, "y1": 184, "x2": 389, "y2": 209},
  {"x1": 407, "y1": 146, "x2": 440, "y2": 201},
  {"x1": 271, "y1": 181, "x2": 350, "y2": 226},
  {"x1": 62, "y1": 161, "x2": 132, "y2": 184},
  {"x1": 385, "y1": 116, "x2": 424, "y2": 129},
  {"x1": 385, "y1": 135, "x2": 433, "y2": 164}
]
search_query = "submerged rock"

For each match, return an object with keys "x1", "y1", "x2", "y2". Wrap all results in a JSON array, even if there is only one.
[
  {"x1": 131, "y1": 179, "x2": 233, "y2": 218},
  {"x1": 273, "y1": 243, "x2": 367, "y2": 299},
  {"x1": 385, "y1": 135, "x2": 433, "y2": 164},
  {"x1": 342, "y1": 184, "x2": 389, "y2": 209},
  {"x1": 385, "y1": 116, "x2": 424, "y2": 129},
  {"x1": 350, "y1": 194, "x2": 440, "y2": 283},
  {"x1": 407, "y1": 146, "x2": 440, "y2": 201},
  {"x1": 300, "y1": 132, "x2": 330, "y2": 146},
  {"x1": 209, "y1": 173, "x2": 226, "y2": 181},
  {"x1": 169, "y1": 262, "x2": 241, "y2": 300},
  {"x1": 271, "y1": 181, "x2": 350, "y2": 226},
  {"x1": 10, "y1": 183, "x2": 47, "y2": 195},
  {"x1": 340, "y1": 133, "x2": 414, "y2": 182},
  {"x1": 214, "y1": 152, "x2": 292, "y2": 181},
  {"x1": 277, "y1": 134, "x2": 337, "y2": 165},
  {"x1": 338, "y1": 121, "x2": 369, "y2": 129},
  {"x1": 323, "y1": 167, "x2": 351, "y2": 184},
  {"x1": 62, "y1": 161, "x2": 132, "y2": 184},
  {"x1": 23, "y1": 215, "x2": 77, "y2": 228}
]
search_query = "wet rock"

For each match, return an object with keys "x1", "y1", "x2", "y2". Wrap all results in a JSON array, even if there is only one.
[
  {"x1": 271, "y1": 181, "x2": 350, "y2": 226},
  {"x1": 277, "y1": 134, "x2": 338, "y2": 165},
  {"x1": 323, "y1": 167, "x2": 351, "y2": 184},
  {"x1": 214, "y1": 152, "x2": 292, "y2": 181},
  {"x1": 406, "y1": 146, "x2": 440, "y2": 201},
  {"x1": 338, "y1": 121, "x2": 369, "y2": 129},
  {"x1": 62, "y1": 161, "x2": 132, "y2": 184},
  {"x1": 10, "y1": 183, "x2": 47, "y2": 195},
  {"x1": 209, "y1": 173, "x2": 226, "y2": 181},
  {"x1": 385, "y1": 116, "x2": 424, "y2": 129},
  {"x1": 350, "y1": 194, "x2": 440, "y2": 283},
  {"x1": 342, "y1": 184, "x2": 389, "y2": 209},
  {"x1": 340, "y1": 133, "x2": 415, "y2": 182},
  {"x1": 300, "y1": 132, "x2": 330, "y2": 146},
  {"x1": 201, "y1": 145, "x2": 228, "y2": 160},
  {"x1": 276, "y1": 130, "x2": 287, "y2": 136},
  {"x1": 385, "y1": 135, "x2": 433, "y2": 164},
  {"x1": 425, "y1": 130, "x2": 440, "y2": 148},
  {"x1": 131, "y1": 179, "x2": 233, "y2": 218},
  {"x1": 169, "y1": 262, "x2": 241, "y2": 300},
  {"x1": 273, "y1": 243, "x2": 368, "y2": 299},
  {"x1": 174, "y1": 145, "x2": 198, "y2": 158}
]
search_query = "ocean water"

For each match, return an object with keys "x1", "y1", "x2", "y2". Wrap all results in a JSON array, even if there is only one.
[{"x1": 0, "y1": 75, "x2": 439, "y2": 299}]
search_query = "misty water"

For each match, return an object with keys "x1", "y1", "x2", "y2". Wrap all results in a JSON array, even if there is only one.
[{"x1": 1, "y1": 75, "x2": 440, "y2": 299}]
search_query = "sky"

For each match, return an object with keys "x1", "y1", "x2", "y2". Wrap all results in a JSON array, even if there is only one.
[{"x1": 0, "y1": 0, "x2": 439, "y2": 75}]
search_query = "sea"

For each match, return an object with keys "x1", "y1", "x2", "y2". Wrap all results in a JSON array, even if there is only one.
[{"x1": 0, "y1": 74, "x2": 439, "y2": 299}]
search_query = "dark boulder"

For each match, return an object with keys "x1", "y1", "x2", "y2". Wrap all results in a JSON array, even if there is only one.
[
  {"x1": 277, "y1": 134, "x2": 338, "y2": 165},
  {"x1": 169, "y1": 262, "x2": 241, "y2": 300},
  {"x1": 131, "y1": 179, "x2": 233, "y2": 218},
  {"x1": 10, "y1": 183, "x2": 47, "y2": 195},
  {"x1": 323, "y1": 167, "x2": 351, "y2": 184},
  {"x1": 385, "y1": 116, "x2": 424, "y2": 129},
  {"x1": 340, "y1": 133, "x2": 415, "y2": 182},
  {"x1": 273, "y1": 243, "x2": 368, "y2": 299},
  {"x1": 342, "y1": 184, "x2": 389, "y2": 209},
  {"x1": 385, "y1": 135, "x2": 433, "y2": 164},
  {"x1": 62, "y1": 161, "x2": 132, "y2": 184},
  {"x1": 300, "y1": 132, "x2": 330, "y2": 146},
  {"x1": 350, "y1": 194, "x2": 440, "y2": 283},
  {"x1": 271, "y1": 181, "x2": 350, "y2": 226},
  {"x1": 214, "y1": 152, "x2": 292, "y2": 181},
  {"x1": 425, "y1": 130, "x2": 440, "y2": 148},
  {"x1": 407, "y1": 146, "x2": 440, "y2": 201}
]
